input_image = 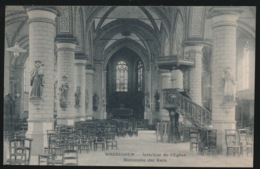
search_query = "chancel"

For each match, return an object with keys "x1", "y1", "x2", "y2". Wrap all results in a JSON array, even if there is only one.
[{"x1": 3, "y1": 6, "x2": 255, "y2": 167}]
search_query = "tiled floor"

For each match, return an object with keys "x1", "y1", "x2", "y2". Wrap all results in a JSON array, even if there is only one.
[{"x1": 5, "y1": 130, "x2": 253, "y2": 167}]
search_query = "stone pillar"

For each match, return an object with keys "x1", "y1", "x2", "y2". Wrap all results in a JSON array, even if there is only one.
[
  {"x1": 171, "y1": 69, "x2": 185, "y2": 125},
  {"x1": 26, "y1": 6, "x2": 58, "y2": 155},
  {"x1": 207, "y1": 7, "x2": 244, "y2": 154},
  {"x1": 184, "y1": 45, "x2": 203, "y2": 105},
  {"x1": 74, "y1": 53, "x2": 87, "y2": 121},
  {"x1": 144, "y1": 70, "x2": 151, "y2": 121},
  {"x1": 15, "y1": 66, "x2": 24, "y2": 119},
  {"x1": 170, "y1": 69, "x2": 184, "y2": 91},
  {"x1": 56, "y1": 38, "x2": 77, "y2": 126},
  {"x1": 101, "y1": 70, "x2": 107, "y2": 119},
  {"x1": 160, "y1": 70, "x2": 172, "y2": 122},
  {"x1": 160, "y1": 71, "x2": 172, "y2": 89},
  {"x1": 93, "y1": 63, "x2": 102, "y2": 119},
  {"x1": 85, "y1": 67, "x2": 94, "y2": 119}
]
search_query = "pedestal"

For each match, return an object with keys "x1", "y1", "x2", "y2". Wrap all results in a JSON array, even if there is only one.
[{"x1": 27, "y1": 98, "x2": 54, "y2": 155}]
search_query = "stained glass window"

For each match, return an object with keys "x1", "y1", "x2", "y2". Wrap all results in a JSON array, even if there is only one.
[
  {"x1": 137, "y1": 61, "x2": 143, "y2": 91},
  {"x1": 116, "y1": 61, "x2": 128, "y2": 92}
]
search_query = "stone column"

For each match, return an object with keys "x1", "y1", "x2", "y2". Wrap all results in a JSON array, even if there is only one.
[
  {"x1": 170, "y1": 69, "x2": 184, "y2": 91},
  {"x1": 184, "y1": 45, "x2": 203, "y2": 105},
  {"x1": 207, "y1": 7, "x2": 244, "y2": 154},
  {"x1": 85, "y1": 67, "x2": 94, "y2": 119},
  {"x1": 25, "y1": 6, "x2": 58, "y2": 155},
  {"x1": 74, "y1": 53, "x2": 87, "y2": 121},
  {"x1": 144, "y1": 70, "x2": 151, "y2": 120},
  {"x1": 102, "y1": 70, "x2": 107, "y2": 119},
  {"x1": 160, "y1": 71, "x2": 172, "y2": 89},
  {"x1": 56, "y1": 38, "x2": 77, "y2": 126},
  {"x1": 160, "y1": 70, "x2": 172, "y2": 122},
  {"x1": 93, "y1": 63, "x2": 102, "y2": 119},
  {"x1": 171, "y1": 69, "x2": 185, "y2": 126},
  {"x1": 15, "y1": 66, "x2": 24, "y2": 119}
]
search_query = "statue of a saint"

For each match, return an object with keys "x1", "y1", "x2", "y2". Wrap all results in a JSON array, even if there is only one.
[
  {"x1": 59, "y1": 76, "x2": 69, "y2": 109},
  {"x1": 30, "y1": 61, "x2": 44, "y2": 98},
  {"x1": 222, "y1": 67, "x2": 236, "y2": 102},
  {"x1": 93, "y1": 92, "x2": 99, "y2": 111},
  {"x1": 74, "y1": 86, "x2": 81, "y2": 107}
]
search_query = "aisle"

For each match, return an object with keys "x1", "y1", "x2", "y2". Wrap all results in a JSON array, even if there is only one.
[{"x1": 29, "y1": 130, "x2": 253, "y2": 167}]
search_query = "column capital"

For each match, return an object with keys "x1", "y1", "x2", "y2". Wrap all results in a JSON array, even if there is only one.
[
  {"x1": 75, "y1": 52, "x2": 88, "y2": 61},
  {"x1": 26, "y1": 6, "x2": 59, "y2": 24},
  {"x1": 75, "y1": 60, "x2": 86, "y2": 66},
  {"x1": 184, "y1": 44, "x2": 204, "y2": 53},
  {"x1": 86, "y1": 64, "x2": 95, "y2": 70},
  {"x1": 207, "y1": 7, "x2": 245, "y2": 28},
  {"x1": 160, "y1": 70, "x2": 171, "y2": 77},
  {"x1": 86, "y1": 69, "x2": 94, "y2": 74},
  {"x1": 56, "y1": 37, "x2": 77, "y2": 51}
]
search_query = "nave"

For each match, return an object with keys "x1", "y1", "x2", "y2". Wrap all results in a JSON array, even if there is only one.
[
  {"x1": 4, "y1": 128, "x2": 253, "y2": 167},
  {"x1": 76, "y1": 131, "x2": 253, "y2": 167}
]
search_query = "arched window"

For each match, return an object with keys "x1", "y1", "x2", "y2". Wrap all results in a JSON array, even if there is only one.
[
  {"x1": 137, "y1": 61, "x2": 143, "y2": 91},
  {"x1": 115, "y1": 61, "x2": 128, "y2": 92},
  {"x1": 243, "y1": 41, "x2": 250, "y2": 89}
]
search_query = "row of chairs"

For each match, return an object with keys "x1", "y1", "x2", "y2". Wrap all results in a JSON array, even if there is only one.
[
  {"x1": 189, "y1": 128, "x2": 254, "y2": 156},
  {"x1": 38, "y1": 123, "x2": 120, "y2": 165},
  {"x1": 39, "y1": 144, "x2": 78, "y2": 166},
  {"x1": 225, "y1": 129, "x2": 253, "y2": 156},
  {"x1": 75, "y1": 119, "x2": 138, "y2": 138}
]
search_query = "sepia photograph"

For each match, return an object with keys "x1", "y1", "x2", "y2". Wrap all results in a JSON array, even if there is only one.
[{"x1": 3, "y1": 4, "x2": 255, "y2": 167}]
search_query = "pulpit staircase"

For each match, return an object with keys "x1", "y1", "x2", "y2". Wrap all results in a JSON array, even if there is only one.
[{"x1": 162, "y1": 89, "x2": 212, "y2": 130}]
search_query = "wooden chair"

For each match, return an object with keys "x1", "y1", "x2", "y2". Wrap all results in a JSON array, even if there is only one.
[
  {"x1": 225, "y1": 129, "x2": 240, "y2": 156},
  {"x1": 106, "y1": 133, "x2": 118, "y2": 150},
  {"x1": 238, "y1": 129, "x2": 253, "y2": 156},
  {"x1": 62, "y1": 149, "x2": 78, "y2": 166},
  {"x1": 205, "y1": 129, "x2": 217, "y2": 156},
  {"x1": 6, "y1": 137, "x2": 32, "y2": 165},
  {"x1": 46, "y1": 147, "x2": 63, "y2": 166},
  {"x1": 38, "y1": 147, "x2": 53, "y2": 165},
  {"x1": 189, "y1": 128, "x2": 199, "y2": 151},
  {"x1": 77, "y1": 136, "x2": 91, "y2": 153},
  {"x1": 94, "y1": 133, "x2": 106, "y2": 151}
]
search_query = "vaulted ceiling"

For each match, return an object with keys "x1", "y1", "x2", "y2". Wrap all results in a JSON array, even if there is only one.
[{"x1": 5, "y1": 6, "x2": 256, "y2": 67}]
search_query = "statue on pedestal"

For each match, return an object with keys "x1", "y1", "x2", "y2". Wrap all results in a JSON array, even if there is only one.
[
  {"x1": 30, "y1": 60, "x2": 45, "y2": 98},
  {"x1": 222, "y1": 67, "x2": 236, "y2": 103},
  {"x1": 74, "y1": 86, "x2": 81, "y2": 108},
  {"x1": 59, "y1": 76, "x2": 69, "y2": 110}
]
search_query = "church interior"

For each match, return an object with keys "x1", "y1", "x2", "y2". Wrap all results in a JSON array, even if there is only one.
[{"x1": 3, "y1": 6, "x2": 255, "y2": 167}]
